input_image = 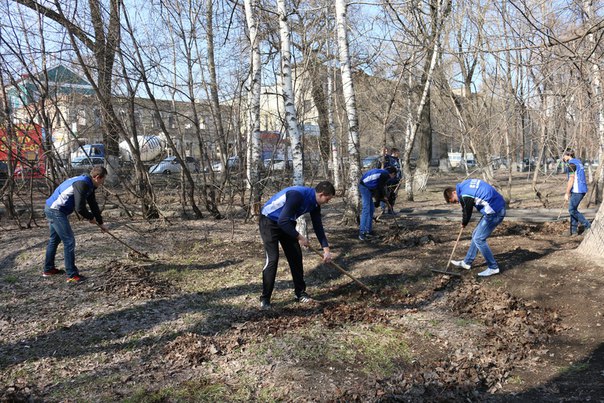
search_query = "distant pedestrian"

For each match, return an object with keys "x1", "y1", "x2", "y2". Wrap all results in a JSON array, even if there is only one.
[
  {"x1": 43, "y1": 166, "x2": 108, "y2": 283},
  {"x1": 443, "y1": 178, "x2": 506, "y2": 277},
  {"x1": 562, "y1": 149, "x2": 591, "y2": 236},
  {"x1": 358, "y1": 166, "x2": 397, "y2": 240},
  {"x1": 384, "y1": 148, "x2": 402, "y2": 213},
  {"x1": 259, "y1": 181, "x2": 336, "y2": 310}
]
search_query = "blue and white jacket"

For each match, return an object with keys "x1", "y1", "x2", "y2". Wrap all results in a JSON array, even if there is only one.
[
  {"x1": 46, "y1": 174, "x2": 103, "y2": 223},
  {"x1": 456, "y1": 179, "x2": 505, "y2": 226},
  {"x1": 360, "y1": 168, "x2": 391, "y2": 201},
  {"x1": 566, "y1": 158, "x2": 588, "y2": 194},
  {"x1": 261, "y1": 186, "x2": 328, "y2": 247}
]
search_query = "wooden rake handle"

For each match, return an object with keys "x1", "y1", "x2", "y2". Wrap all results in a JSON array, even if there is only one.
[
  {"x1": 308, "y1": 245, "x2": 375, "y2": 294},
  {"x1": 445, "y1": 226, "x2": 464, "y2": 271},
  {"x1": 98, "y1": 224, "x2": 148, "y2": 258}
]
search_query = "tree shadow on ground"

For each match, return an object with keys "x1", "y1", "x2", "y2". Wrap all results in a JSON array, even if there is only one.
[{"x1": 489, "y1": 342, "x2": 604, "y2": 402}]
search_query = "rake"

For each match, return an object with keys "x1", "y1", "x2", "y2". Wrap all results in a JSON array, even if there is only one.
[
  {"x1": 98, "y1": 224, "x2": 150, "y2": 259},
  {"x1": 431, "y1": 226, "x2": 464, "y2": 277},
  {"x1": 308, "y1": 245, "x2": 375, "y2": 294}
]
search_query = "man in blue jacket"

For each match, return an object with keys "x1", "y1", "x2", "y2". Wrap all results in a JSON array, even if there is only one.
[
  {"x1": 43, "y1": 166, "x2": 108, "y2": 283},
  {"x1": 443, "y1": 178, "x2": 506, "y2": 277},
  {"x1": 358, "y1": 166, "x2": 397, "y2": 240},
  {"x1": 259, "y1": 181, "x2": 335, "y2": 310},
  {"x1": 562, "y1": 149, "x2": 591, "y2": 236}
]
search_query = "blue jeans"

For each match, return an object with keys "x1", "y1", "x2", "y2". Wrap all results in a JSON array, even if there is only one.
[
  {"x1": 359, "y1": 184, "x2": 374, "y2": 235},
  {"x1": 44, "y1": 206, "x2": 78, "y2": 277},
  {"x1": 568, "y1": 193, "x2": 590, "y2": 234},
  {"x1": 464, "y1": 208, "x2": 506, "y2": 270}
]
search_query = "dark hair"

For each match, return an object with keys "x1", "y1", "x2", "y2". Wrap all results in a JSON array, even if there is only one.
[
  {"x1": 390, "y1": 147, "x2": 399, "y2": 154},
  {"x1": 386, "y1": 166, "x2": 397, "y2": 174},
  {"x1": 563, "y1": 148, "x2": 575, "y2": 158},
  {"x1": 315, "y1": 181, "x2": 336, "y2": 196},
  {"x1": 90, "y1": 165, "x2": 108, "y2": 178},
  {"x1": 443, "y1": 187, "x2": 455, "y2": 202}
]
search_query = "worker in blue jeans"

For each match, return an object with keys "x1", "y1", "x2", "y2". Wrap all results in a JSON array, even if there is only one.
[
  {"x1": 43, "y1": 166, "x2": 108, "y2": 283},
  {"x1": 562, "y1": 149, "x2": 591, "y2": 236},
  {"x1": 444, "y1": 179, "x2": 506, "y2": 277},
  {"x1": 358, "y1": 166, "x2": 397, "y2": 240}
]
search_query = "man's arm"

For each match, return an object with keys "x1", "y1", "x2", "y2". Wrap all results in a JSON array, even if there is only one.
[
  {"x1": 86, "y1": 191, "x2": 104, "y2": 225},
  {"x1": 309, "y1": 207, "x2": 329, "y2": 248},
  {"x1": 73, "y1": 181, "x2": 95, "y2": 221},
  {"x1": 277, "y1": 190, "x2": 303, "y2": 239},
  {"x1": 460, "y1": 196, "x2": 475, "y2": 227},
  {"x1": 374, "y1": 173, "x2": 390, "y2": 201}
]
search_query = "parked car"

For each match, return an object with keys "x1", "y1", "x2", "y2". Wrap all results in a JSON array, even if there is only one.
[
  {"x1": 206, "y1": 156, "x2": 241, "y2": 173},
  {"x1": 263, "y1": 158, "x2": 292, "y2": 171},
  {"x1": 361, "y1": 155, "x2": 380, "y2": 169},
  {"x1": 517, "y1": 158, "x2": 537, "y2": 172},
  {"x1": 70, "y1": 157, "x2": 105, "y2": 174},
  {"x1": 149, "y1": 156, "x2": 199, "y2": 175}
]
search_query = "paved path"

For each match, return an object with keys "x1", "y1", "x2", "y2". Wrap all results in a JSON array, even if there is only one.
[{"x1": 393, "y1": 207, "x2": 599, "y2": 223}]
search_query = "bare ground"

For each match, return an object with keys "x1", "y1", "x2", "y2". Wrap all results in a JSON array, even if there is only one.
[{"x1": 1, "y1": 172, "x2": 603, "y2": 402}]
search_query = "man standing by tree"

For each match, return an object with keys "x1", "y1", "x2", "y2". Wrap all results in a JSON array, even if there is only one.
[
  {"x1": 359, "y1": 166, "x2": 397, "y2": 240},
  {"x1": 259, "y1": 181, "x2": 335, "y2": 310},
  {"x1": 562, "y1": 149, "x2": 591, "y2": 236},
  {"x1": 43, "y1": 166, "x2": 108, "y2": 283},
  {"x1": 443, "y1": 178, "x2": 506, "y2": 277}
]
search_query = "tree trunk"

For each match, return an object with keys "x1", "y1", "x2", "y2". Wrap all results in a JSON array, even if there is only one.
[
  {"x1": 577, "y1": 203, "x2": 603, "y2": 256},
  {"x1": 244, "y1": 0, "x2": 262, "y2": 216},
  {"x1": 335, "y1": 0, "x2": 361, "y2": 214},
  {"x1": 327, "y1": 68, "x2": 341, "y2": 190},
  {"x1": 278, "y1": 0, "x2": 307, "y2": 235},
  {"x1": 414, "y1": 88, "x2": 431, "y2": 192}
]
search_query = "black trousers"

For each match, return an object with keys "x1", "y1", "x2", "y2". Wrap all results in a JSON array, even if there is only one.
[{"x1": 259, "y1": 215, "x2": 306, "y2": 301}]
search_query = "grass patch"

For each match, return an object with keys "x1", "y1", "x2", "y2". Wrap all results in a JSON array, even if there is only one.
[
  {"x1": 3, "y1": 275, "x2": 18, "y2": 284},
  {"x1": 124, "y1": 380, "x2": 229, "y2": 403},
  {"x1": 247, "y1": 324, "x2": 411, "y2": 379},
  {"x1": 559, "y1": 362, "x2": 590, "y2": 375}
]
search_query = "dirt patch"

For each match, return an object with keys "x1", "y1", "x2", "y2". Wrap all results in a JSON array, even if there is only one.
[
  {"x1": 99, "y1": 260, "x2": 173, "y2": 299},
  {"x1": 0, "y1": 173, "x2": 602, "y2": 401}
]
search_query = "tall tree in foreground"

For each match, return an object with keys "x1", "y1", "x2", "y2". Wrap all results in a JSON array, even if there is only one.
[
  {"x1": 335, "y1": 0, "x2": 360, "y2": 213},
  {"x1": 14, "y1": 0, "x2": 123, "y2": 183},
  {"x1": 244, "y1": 0, "x2": 262, "y2": 215}
]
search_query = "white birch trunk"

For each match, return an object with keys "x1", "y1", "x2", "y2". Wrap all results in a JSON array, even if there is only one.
[
  {"x1": 583, "y1": 0, "x2": 604, "y2": 204},
  {"x1": 244, "y1": 0, "x2": 262, "y2": 212},
  {"x1": 335, "y1": 0, "x2": 360, "y2": 209},
  {"x1": 327, "y1": 68, "x2": 340, "y2": 190},
  {"x1": 278, "y1": 0, "x2": 307, "y2": 235}
]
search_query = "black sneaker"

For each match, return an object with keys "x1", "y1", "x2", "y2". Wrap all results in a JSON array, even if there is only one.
[
  {"x1": 295, "y1": 292, "x2": 313, "y2": 303},
  {"x1": 260, "y1": 299, "x2": 272, "y2": 310}
]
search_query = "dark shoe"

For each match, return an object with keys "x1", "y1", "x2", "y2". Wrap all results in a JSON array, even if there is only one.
[
  {"x1": 42, "y1": 268, "x2": 65, "y2": 277},
  {"x1": 359, "y1": 233, "x2": 368, "y2": 241},
  {"x1": 295, "y1": 292, "x2": 313, "y2": 303},
  {"x1": 66, "y1": 275, "x2": 86, "y2": 284},
  {"x1": 260, "y1": 299, "x2": 272, "y2": 310}
]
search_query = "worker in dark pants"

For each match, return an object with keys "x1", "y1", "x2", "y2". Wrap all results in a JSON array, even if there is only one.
[
  {"x1": 259, "y1": 181, "x2": 335, "y2": 310},
  {"x1": 443, "y1": 178, "x2": 506, "y2": 277}
]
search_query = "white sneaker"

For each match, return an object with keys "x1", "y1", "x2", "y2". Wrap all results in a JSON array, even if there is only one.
[
  {"x1": 450, "y1": 260, "x2": 471, "y2": 270},
  {"x1": 477, "y1": 268, "x2": 500, "y2": 277}
]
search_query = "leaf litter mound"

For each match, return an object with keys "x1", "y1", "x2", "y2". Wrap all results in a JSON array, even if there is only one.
[
  {"x1": 100, "y1": 260, "x2": 173, "y2": 299},
  {"x1": 378, "y1": 278, "x2": 564, "y2": 401}
]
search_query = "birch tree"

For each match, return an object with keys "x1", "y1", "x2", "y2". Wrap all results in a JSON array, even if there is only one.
[
  {"x1": 244, "y1": 0, "x2": 263, "y2": 215},
  {"x1": 335, "y1": 0, "x2": 360, "y2": 211}
]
